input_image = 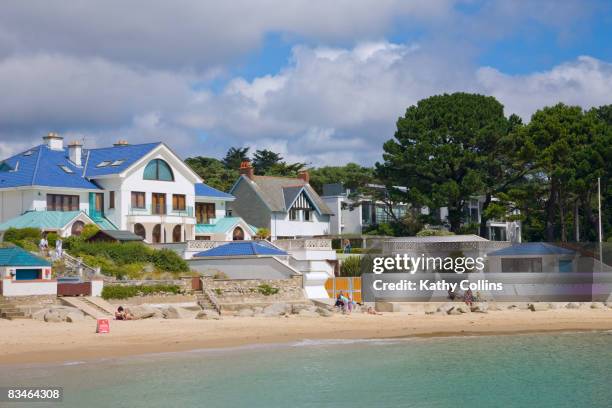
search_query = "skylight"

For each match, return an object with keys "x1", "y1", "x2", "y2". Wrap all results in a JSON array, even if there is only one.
[
  {"x1": 23, "y1": 151, "x2": 33, "y2": 156},
  {"x1": 111, "y1": 159, "x2": 125, "y2": 166},
  {"x1": 96, "y1": 161, "x2": 111, "y2": 168},
  {"x1": 59, "y1": 165, "x2": 74, "y2": 174}
]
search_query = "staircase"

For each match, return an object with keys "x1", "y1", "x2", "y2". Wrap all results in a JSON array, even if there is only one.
[
  {"x1": 0, "y1": 296, "x2": 27, "y2": 320},
  {"x1": 197, "y1": 289, "x2": 221, "y2": 315},
  {"x1": 60, "y1": 297, "x2": 111, "y2": 319},
  {"x1": 61, "y1": 252, "x2": 101, "y2": 279}
]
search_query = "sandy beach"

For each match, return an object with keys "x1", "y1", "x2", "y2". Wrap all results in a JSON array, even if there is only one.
[{"x1": 1, "y1": 309, "x2": 611, "y2": 365}]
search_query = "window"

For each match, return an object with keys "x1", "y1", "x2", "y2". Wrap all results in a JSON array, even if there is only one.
[
  {"x1": 289, "y1": 208, "x2": 300, "y2": 221},
  {"x1": 172, "y1": 194, "x2": 186, "y2": 211},
  {"x1": 94, "y1": 193, "x2": 104, "y2": 213},
  {"x1": 111, "y1": 159, "x2": 125, "y2": 166},
  {"x1": 96, "y1": 161, "x2": 111, "y2": 168},
  {"x1": 58, "y1": 165, "x2": 74, "y2": 174},
  {"x1": 152, "y1": 224, "x2": 162, "y2": 243},
  {"x1": 152, "y1": 193, "x2": 166, "y2": 215},
  {"x1": 172, "y1": 225, "x2": 182, "y2": 242},
  {"x1": 109, "y1": 191, "x2": 115, "y2": 209},
  {"x1": 23, "y1": 151, "x2": 33, "y2": 156},
  {"x1": 71, "y1": 221, "x2": 85, "y2": 236},
  {"x1": 143, "y1": 159, "x2": 174, "y2": 181},
  {"x1": 47, "y1": 194, "x2": 79, "y2": 211},
  {"x1": 196, "y1": 203, "x2": 215, "y2": 224},
  {"x1": 131, "y1": 192, "x2": 146, "y2": 209},
  {"x1": 232, "y1": 227, "x2": 245, "y2": 241},
  {"x1": 134, "y1": 223, "x2": 146, "y2": 240},
  {"x1": 304, "y1": 210, "x2": 312, "y2": 221}
]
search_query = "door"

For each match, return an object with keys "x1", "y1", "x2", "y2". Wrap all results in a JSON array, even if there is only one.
[
  {"x1": 152, "y1": 193, "x2": 166, "y2": 215},
  {"x1": 89, "y1": 192, "x2": 104, "y2": 219},
  {"x1": 196, "y1": 203, "x2": 215, "y2": 224}
]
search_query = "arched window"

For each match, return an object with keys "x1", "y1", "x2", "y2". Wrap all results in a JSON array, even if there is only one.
[
  {"x1": 232, "y1": 226, "x2": 245, "y2": 241},
  {"x1": 152, "y1": 224, "x2": 162, "y2": 243},
  {"x1": 71, "y1": 221, "x2": 85, "y2": 236},
  {"x1": 134, "y1": 223, "x2": 146, "y2": 240},
  {"x1": 144, "y1": 159, "x2": 174, "y2": 181},
  {"x1": 172, "y1": 225, "x2": 182, "y2": 243}
]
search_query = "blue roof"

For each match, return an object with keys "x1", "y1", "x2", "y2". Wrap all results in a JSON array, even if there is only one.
[
  {"x1": 194, "y1": 241, "x2": 287, "y2": 257},
  {"x1": 83, "y1": 143, "x2": 161, "y2": 177},
  {"x1": 195, "y1": 183, "x2": 234, "y2": 200},
  {"x1": 0, "y1": 246, "x2": 52, "y2": 267},
  {"x1": 488, "y1": 243, "x2": 575, "y2": 256},
  {"x1": 0, "y1": 145, "x2": 101, "y2": 190}
]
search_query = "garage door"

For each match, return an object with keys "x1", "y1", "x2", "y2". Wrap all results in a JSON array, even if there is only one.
[{"x1": 16, "y1": 269, "x2": 41, "y2": 280}]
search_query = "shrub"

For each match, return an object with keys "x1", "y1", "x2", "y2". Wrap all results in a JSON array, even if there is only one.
[
  {"x1": 254, "y1": 227, "x2": 270, "y2": 240},
  {"x1": 151, "y1": 249, "x2": 189, "y2": 272},
  {"x1": 15, "y1": 239, "x2": 39, "y2": 252},
  {"x1": 416, "y1": 229, "x2": 455, "y2": 237},
  {"x1": 46, "y1": 232, "x2": 58, "y2": 248},
  {"x1": 340, "y1": 256, "x2": 364, "y2": 277},
  {"x1": 80, "y1": 224, "x2": 100, "y2": 240},
  {"x1": 257, "y1": 284, "x2": 279, "y2": 296},
  {"x1": 3, "y1": 227, "x2": 42, "y2": 243},
  {"x1": 101, "y1": 284, "x2": 181, "y2": 300}
]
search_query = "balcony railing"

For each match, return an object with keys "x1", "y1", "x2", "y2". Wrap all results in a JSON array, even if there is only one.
[
  {"x1": 128, "y1": 205, "x2": 194, "y2": 217},
  {"x1": 273, "y1": 238, "x2": 332, "y2": 251}
]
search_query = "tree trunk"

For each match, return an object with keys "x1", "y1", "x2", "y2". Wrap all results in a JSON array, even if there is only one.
[
  {"x1": 558, "y1": 190, "x2": 567, "y2": 242},
  {"x1": 448, "y1": 205, "x2": 462, "y2": 233},
  {"x1": 479, "y1": 193, "x2": 492, "y2": 239},
  {"x1": 545, "y1": 181, "x2": 557, "y2": 242},
  {"x1": 574, "y1": 199, "x2": 580, "y2": 242}
]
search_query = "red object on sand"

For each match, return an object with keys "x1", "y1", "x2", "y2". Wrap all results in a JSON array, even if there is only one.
[{"x1": 96, "y1": 319, "x2": 110, "y2": 334}]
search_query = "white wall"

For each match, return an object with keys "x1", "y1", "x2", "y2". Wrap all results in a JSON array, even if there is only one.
[
  {"x1": 270, "y1": 211, "x2": 330, "y2": 239},
  {"x1": 1, "y1": 279, "x2": 57, "y2": 296},
  {"x1": 0, "y1": 188, "x2": 91, "y2": 223},
  {"x1": 188, "y1": 257, "x2": 299, "y2": 279}
]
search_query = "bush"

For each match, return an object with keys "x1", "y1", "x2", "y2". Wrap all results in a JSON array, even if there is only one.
[
  {"x1": 257, "y1": 284, "x2": 279, "y2": 296},
  {"x1": 416, "y1": 229, "x2": 455, "y2": 237},
  {"x1": 46, "y1": 232, "x2": 58, "y2": 248},
  {"x1": 254, "y1": 228, "x2": 270, "y2": 240},
  {"x1": 151, "y1": 249, "x2": 189, "y2": 272},
  {"x1": 340, "y1": 256, "x2": 364, "y2": 277},
  {"x1": 3, "y1": 227, "x2": 42, "y2": 243},
  {"x1": 80, "y1": 224, "x2": 100, "y2": 240},
  {"x1": 15, "y1": 239, "x2": 39, "y2": 252},
  {"x1": 101, "y1": 284, "x2": 181, "y2": 300}
]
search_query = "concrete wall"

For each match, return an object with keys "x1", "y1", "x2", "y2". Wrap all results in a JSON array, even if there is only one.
[
  {"x1": 1, "y1": 279, "x2": 57, "y2": 296},
  {"x1": 270, "y1": 211, "x2": 330, "y2": 239}
]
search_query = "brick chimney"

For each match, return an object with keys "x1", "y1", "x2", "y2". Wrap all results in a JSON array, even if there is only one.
[
  {"x1": 298, "y1": 170, "x2": 310, "y2": 184},
  {"x1": 239, "y1": 160, "x2": 254, "y2": 179},
  {"x1": 113, "y1": 139, "x2": 129, "y2": 147},
  {"x1": 68, "y1": 140, "x2": 83, "y2": 167},
  {"x1": 43, "y1": 132, "x2": 63, "y2": 150}
]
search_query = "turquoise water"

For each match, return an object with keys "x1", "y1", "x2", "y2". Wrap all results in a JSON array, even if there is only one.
[{"x1": 1, "y1": 332, "x2": 611, "y2": 408}]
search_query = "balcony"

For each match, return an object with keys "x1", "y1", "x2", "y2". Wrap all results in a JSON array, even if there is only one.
[
  {"x1": 273, "y1": 238, "x2": 332, "y2": 251},
  {"x1": 128, "y1": 205, "x2": 194, "y2": 218}
]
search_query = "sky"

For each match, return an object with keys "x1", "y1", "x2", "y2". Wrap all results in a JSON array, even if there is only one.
[{"x1": 0, "y1": 0, "x2": 611, "y2": 166}]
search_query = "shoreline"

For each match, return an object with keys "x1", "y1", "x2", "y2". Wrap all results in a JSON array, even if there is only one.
[{"x1": 1, "y1": 309, "x2": 611, "y2": 366}]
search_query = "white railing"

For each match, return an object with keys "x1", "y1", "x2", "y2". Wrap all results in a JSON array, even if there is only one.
[
  {"x1": 186, "y1": 240, "x2": 228, "y2": 251},
  {"x1": 61, "y1": 252, "x2": 101, "y2": 280},
  {"x1": 273, "y1": 239, "x2": 332, "y2": 251}
]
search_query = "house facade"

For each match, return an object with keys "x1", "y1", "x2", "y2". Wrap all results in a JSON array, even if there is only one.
[
  {"x1": 229, "y1": 162, "x2": 332, "y2": 240},
  {"x1": 0, "y1": 133, "x2": 251, "y2": 243}
]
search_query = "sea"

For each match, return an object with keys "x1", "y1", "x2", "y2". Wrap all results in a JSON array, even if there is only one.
[{"x1": 1, "y1": 331, "x2": 611, "y2": 408}]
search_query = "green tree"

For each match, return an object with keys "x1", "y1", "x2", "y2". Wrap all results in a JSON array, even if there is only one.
[
  {"x1": 222, "y1": 147, "x2": 250, "y2": 170},
  {"x1": 252, "y1": 149, "x2": 283, "y2": 175},
  {"x1": 308, "y1": 163, "x2": 375, "y2": 194},
  {"x1": 376, "y1": 93, "x2": 512, "y2": 233},
  {"x1": 185, "y1": 156, "x2": 239, "y2": 192}
]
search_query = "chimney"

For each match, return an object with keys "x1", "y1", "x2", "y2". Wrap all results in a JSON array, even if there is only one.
[
  {"x1": 298, "y1": 170, "x2": 310, "y2": 184},
  {"x1": 68, "y1": 140, "x2": 83, "y2": 167},
  {"x1": 43, "y1": 132, "x2": 63, "y2": 150},
  {"x1": 239, "y1": 160, "x2": 254, "y2": 180},
  {"x1": 113, "y1": 139, "x2": 129, "y2": 147}
]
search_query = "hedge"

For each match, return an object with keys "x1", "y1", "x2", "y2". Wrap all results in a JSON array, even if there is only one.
[{"x1": 101, "y1": 284, "x2": 181, "y2": 300}]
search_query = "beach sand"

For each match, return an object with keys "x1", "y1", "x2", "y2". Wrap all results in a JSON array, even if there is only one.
[{"x1": 1, "y1": 309, "x2": 611, "y2": 365}]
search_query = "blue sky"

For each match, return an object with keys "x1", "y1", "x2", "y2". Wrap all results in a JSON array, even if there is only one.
[{"x1": 0, "y1": 1, "x2": 611, "y2": 166}]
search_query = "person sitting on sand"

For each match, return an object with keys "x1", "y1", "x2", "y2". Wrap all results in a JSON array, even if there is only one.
[
  {"x1": 115, "y1": 306, "x2": 133, "y2": 320},
  {"x1": 335, "y1": 292, "x2": 345, "y2": 309},
  {"x1": 367, "y1": 306, "x2": 382, "y2": 315},
  {"x1": 464, "y1": 289, "x2": 474, "y2": 307}
]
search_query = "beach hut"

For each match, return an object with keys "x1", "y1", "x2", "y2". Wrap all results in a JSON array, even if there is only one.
[
  {"x1": 486, "y1": 243, "x2": 577, "y2": 273},
  {"x1": 86, "y1": 229, "x2": 144, "y2": 243},
  {"x1": 0, "y1": 245, "x2": 56, "y2": 296}
]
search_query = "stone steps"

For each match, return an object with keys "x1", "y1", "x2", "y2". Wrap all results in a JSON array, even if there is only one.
[{"x1": 0, "y1": 296, "x2": 27, "y2": 320}]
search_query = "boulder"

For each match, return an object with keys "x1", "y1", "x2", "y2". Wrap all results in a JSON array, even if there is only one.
[
  {"x1": 590, "y1": 302, "x2": 605, "y2": 309},
  {"x1": 566, "y1": 302, "x2": 580, "y2": 309},
  {"x1": 316, "y1": 307, "x2": 333, "y2": 317},
  {"x1": 291, "y1": 303, "x2": 312, "y2": 314},
  {"x1": 162, "y1": 306, "x2": 188, "y2": 319},
  {"x1": 470, "y1": 303, "x2": 488, "y2": 313},
  {"x1": 44, "y1": 310, "x2": 63, "y2": 323},
  {"x1": 65, "y1": 312, "x2": 86, "y2": 323},
  {"x1": 454, "y1": 304, "x2": 471, "y2": 314},
  {"x1": 436, "y1": 303, "x2": 456, "y2": 314},
  {"x1": 195, "y1": 310, "x2": 220, "y2": 320},
  {"x1": 548, "y1": 302, "x2": 567, "y2": 310},
  {"x1": 297, "y1": 309, "x2": 319, "y2": 318},
  {"x1": 447, "y1": 307, "x2": 461, "y2": 315},
  {"x1": 252, "y1": 307, "x2": 264, "y2": 315},
  {"x1": 31, "y1": 309, "x2": 48, "y2": 321},
  {"x1": 126, "y1": 305, "x2": 160, "y2": 320},
  {"x1": 528, "y1": 303, "x2": 550, "y2": 312},
  {"x1": 237, "y1": 308, "x2": 254, "y2": 317},
  {"x1": 262, "y1": 303, "x2": 290, "y2": 317}
]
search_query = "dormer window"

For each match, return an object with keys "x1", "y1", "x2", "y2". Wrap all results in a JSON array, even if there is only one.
[
  {"x1": 59, "y1": 165, "x2": 74, "y2": 174},
  {"x1": 143, "y1": 159, "x2": 174, "y2": 181},
  {"x1": 96, "y1": 161, "x2": 111, "y2": 168},
  {"x1": 111, "y1": 159, "x2": 125, "y2": 166}
]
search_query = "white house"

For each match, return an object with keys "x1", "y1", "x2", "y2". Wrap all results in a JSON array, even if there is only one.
[
  {"x1": 0, "y1": 133, "x2": 252, "y2": 243},
  {"x1": 228, "y1": 161, "x2": 332, "y2": 240}
]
